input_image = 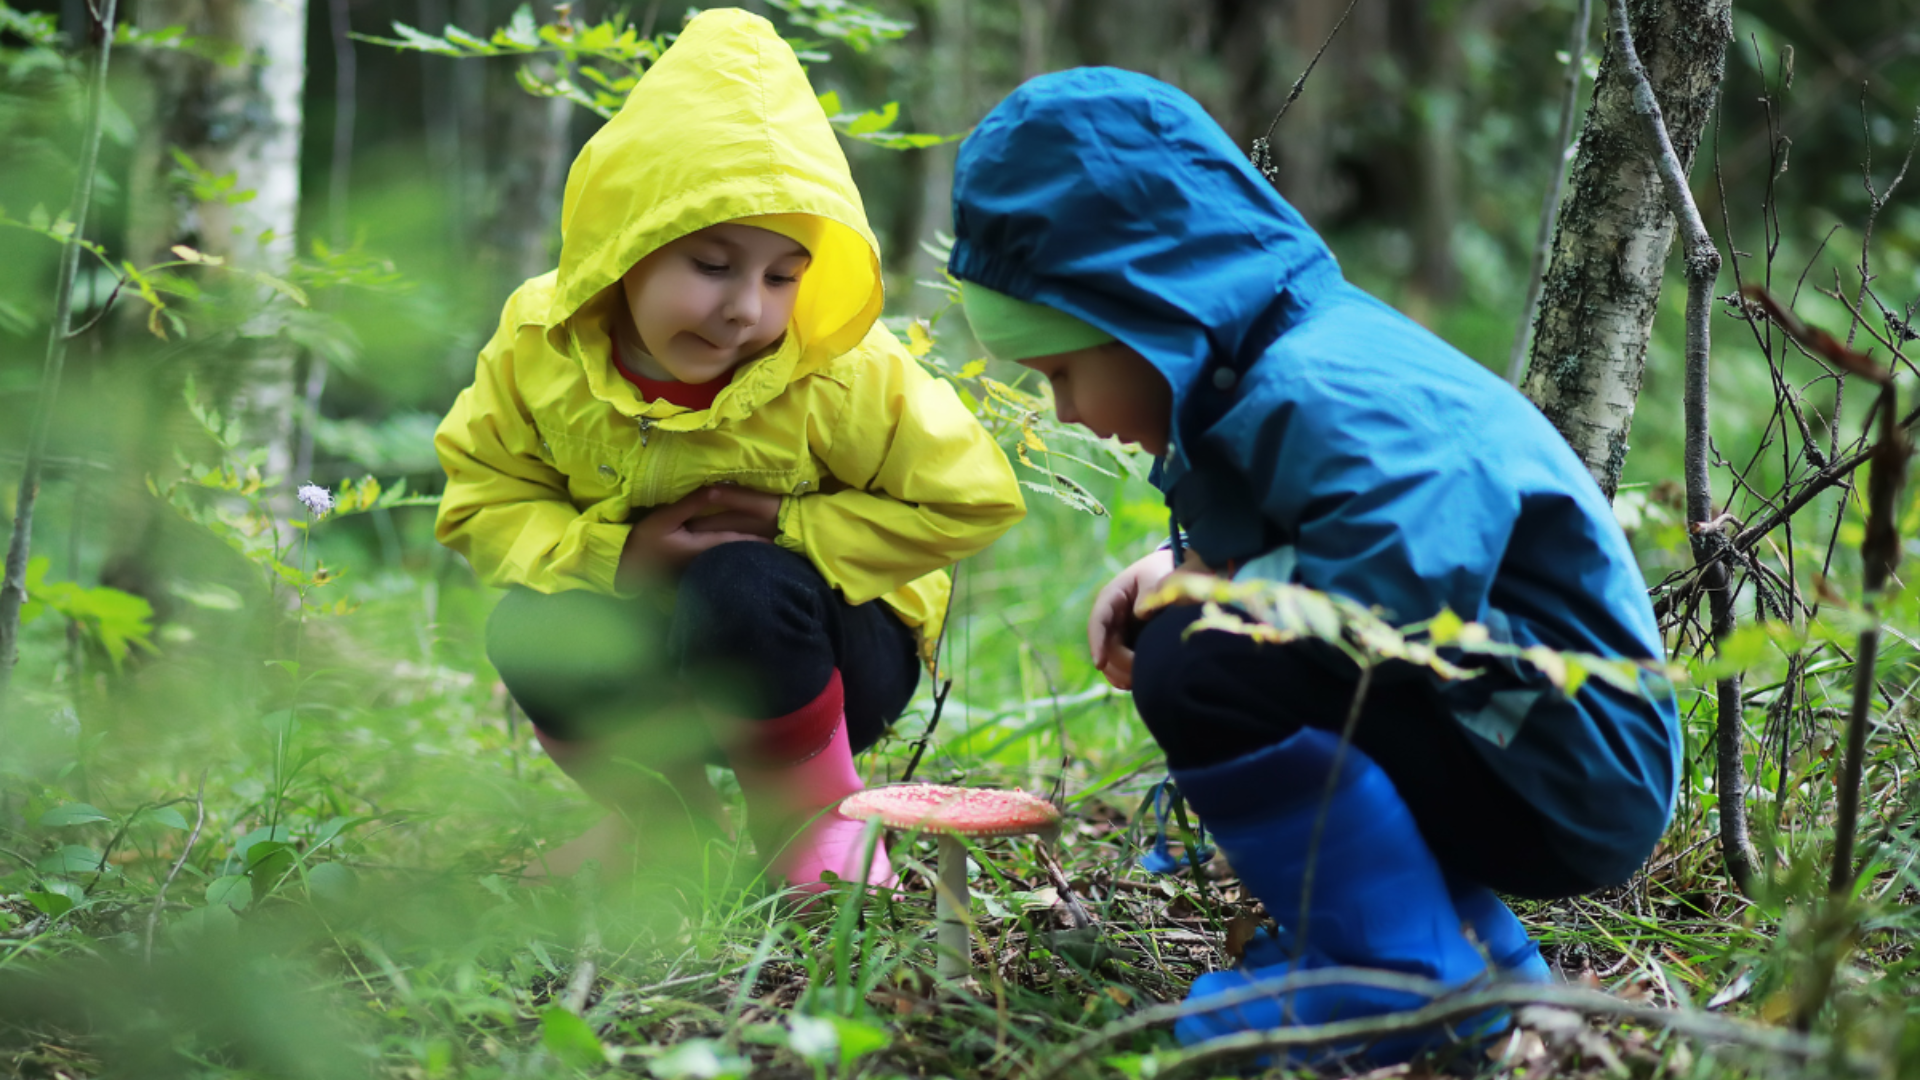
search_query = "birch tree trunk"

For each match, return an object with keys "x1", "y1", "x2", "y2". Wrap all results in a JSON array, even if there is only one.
[
  {"x1": 1519, "y1": 0, "x2": 1733, "y2": 498},
  {"x1": 126, "y1": 0, "x2": 308, "y2": 492},
  {"x1": 490, "y1": 0, "x2": 573, "y2": 289}
]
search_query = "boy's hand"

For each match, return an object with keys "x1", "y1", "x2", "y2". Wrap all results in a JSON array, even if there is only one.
[
  {"x1": 618, "y1": 486, "x2": 780, "y2": 588},
  {"x1": 1088, "y1": 549, "x2": 1177, "y2": 691}
]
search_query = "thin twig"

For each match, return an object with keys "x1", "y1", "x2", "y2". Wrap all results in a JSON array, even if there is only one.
[
  {"x1": 1037, "y1": 845, "x2": 1093, "y2": 930},
  {"x1": 1248, "y1": 0, "x2": 1362, "y2": 184},
  {"x1": 1507, "y1": 0, "x2": 1593, "y2": 385},
  {"x1": 0, "y1": 0, "x2": 119, "y2": 700},
  {"x1": 1026, "y1": 967, "x2": 1856, "y2": 1080},
  {"x1": 144, "y1": 771, "x2": 207, "y2": 964},
  {"x1": 1607, "y1": 0, "x2": 1752, "y2": 894}
]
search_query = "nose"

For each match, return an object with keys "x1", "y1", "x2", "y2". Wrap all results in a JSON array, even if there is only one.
[
  {"x1": 721, "y1": 280, "x2": 763, "y2": 327},
  {"x1": 1052, "y1": 391, "x2": 1079, "y2": 426}
]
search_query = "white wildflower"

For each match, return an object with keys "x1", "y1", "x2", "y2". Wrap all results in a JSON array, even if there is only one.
[{"x1": 296, "y1": 483, "x2": 334, "y2": 517}]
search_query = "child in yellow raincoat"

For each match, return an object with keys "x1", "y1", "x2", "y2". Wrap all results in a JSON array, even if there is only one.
[{"x1": 433, "y1": 9, "x2": 1025, "y2": 893}]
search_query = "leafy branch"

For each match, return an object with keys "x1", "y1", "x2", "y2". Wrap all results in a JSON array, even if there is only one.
[
  {"x1": 358, "y1": 1, "x2": 951, "y2": 147},
  {"x1": 1146, "y1": 574, "x2": 1675, "y2": 700}
]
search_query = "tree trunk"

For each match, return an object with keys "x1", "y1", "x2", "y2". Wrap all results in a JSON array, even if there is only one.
[
  {"x1": 1519, "y1": 0, "x2": 1733, "y2": 498},
  {"x1": 126, "y1": 0, "x2": 309, "y2": 493},
  {"x1": 1390, "y1": 0, "x2": 1461, "y2": 309},
  {"x1": 494, "y1": 4, "x2": 574, "y2": 289},
  {"x1": 902, "y1": 0, "x2": 971, "y2": 303}
]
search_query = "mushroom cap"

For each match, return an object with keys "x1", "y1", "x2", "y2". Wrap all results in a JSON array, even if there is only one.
[{"x1": 841, "y1": 784, "x2": 1062, "y2": 838}]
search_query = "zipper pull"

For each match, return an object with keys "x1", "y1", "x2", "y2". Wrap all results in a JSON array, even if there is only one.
[{"x1": 637, "y1": 417, "x2": 654, "y2": 447}]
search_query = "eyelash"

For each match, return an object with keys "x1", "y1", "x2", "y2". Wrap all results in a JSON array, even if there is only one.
[{"x1": 692, "y1": 259, "x2": 798, "y2": 286}]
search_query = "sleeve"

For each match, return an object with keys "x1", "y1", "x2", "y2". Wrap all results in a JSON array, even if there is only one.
[
  {"x1": 433, "y1": 305, "x2": 631, "y2": 595},
  {"x1": 775, "y1": 329, "x2": 1027, "y2": 605},
  {"x1": 1235, "y1": 365, "x2": 1520, "y2": 627}
]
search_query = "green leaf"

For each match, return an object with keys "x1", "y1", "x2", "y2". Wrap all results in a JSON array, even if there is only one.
[
  {"x1": 247, "y1": 842, "x2": 296, "y2": 903},
  {"x1": 501, "y1": 3, "x2": 538, "y2": 47},
  {"x1": 36, "y1": 845, "x2": 105, "y2": 875},
  {"x1": 40, "y1": 803, "x2": 111, "y2": 827},
  {"x1": 824, "y1": 1015, "x2": 890, "y2": 1071},
  {"x1": 207, "y1": 874, "x2": 252, "y2": 910},
  {"x1": 23, "y1": 891, "x2": 74, "y2": 918},
  {"x1": 843, "y1": 100, "x2": 900, "y2": 136},
  {"x1": 540, "y1": 1007, "x2": 606, "y2": 1070},
  {"x1": 233, "y1": 824, "x2": 290, "y2": 865},
  {"x1": 387, "y1": 20, "x2": 463, "y2": 54},
  {"x1": 306, "y1": 862, "x2": 358, "y2": 904},
  {"x1": 135, "y1": 806, "x2": 191, "y2": 830}
]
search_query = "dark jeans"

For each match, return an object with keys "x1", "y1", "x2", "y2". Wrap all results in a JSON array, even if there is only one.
[
  {"x1": 486, "y1": 542, "x2": 921, "y2": 750},
  {"x1": 1131, "y1": 604, "x2": 1589, "y2": 900}
]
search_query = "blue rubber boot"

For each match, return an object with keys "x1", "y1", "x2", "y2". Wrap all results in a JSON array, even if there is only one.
[
  {"x1": 1169, "y1": 729, "x2": 1508, "y2": 1065},
  {"x1": 1446, "y1": 876, "x2": 1552, "y2": 984}
]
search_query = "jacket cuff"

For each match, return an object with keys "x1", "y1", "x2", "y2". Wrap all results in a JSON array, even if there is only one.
[{"x1": 580, "y1": 522, "x2": 634, "y2": 596}]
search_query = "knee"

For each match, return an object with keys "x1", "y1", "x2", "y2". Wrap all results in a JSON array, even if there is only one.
[
  {"x1": 679, "y1": 541, "x2": 814, "y2": 611},
  {"x1": 1130, "y1": 606, "x2": 1208, "y2": 734},
  {"x1": 675, "y1": 542, "x2": 823, "y2": 655},
  {"x1": 487, "y1": 587, "x2": 659, "y2": 680}
]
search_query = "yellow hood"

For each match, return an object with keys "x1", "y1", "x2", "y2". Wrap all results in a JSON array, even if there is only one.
[{"x1": 546, "y1": 8, "x2": 883, "y2": 376}]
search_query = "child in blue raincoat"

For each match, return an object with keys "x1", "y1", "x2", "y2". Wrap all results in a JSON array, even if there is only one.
[{"x1": 947, "y1": 70, "x2": 1680, "y2": 1063}]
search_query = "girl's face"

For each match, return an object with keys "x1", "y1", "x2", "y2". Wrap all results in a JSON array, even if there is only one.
[
  {"x1": 1018, "y1": 343, "x2": 1172, "y2": 455},
  {"x1": 620, "y1": 223, "x2": 811, "y2": 383}
]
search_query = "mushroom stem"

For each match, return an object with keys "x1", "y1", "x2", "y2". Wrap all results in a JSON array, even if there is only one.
[{"x1": 936, "y1": 832, "x2": 969, "y2": 979}]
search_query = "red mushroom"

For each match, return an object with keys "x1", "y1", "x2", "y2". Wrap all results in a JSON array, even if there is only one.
[{"x1": 840, "y1": 784, "x2": 1062, "y2": 979}]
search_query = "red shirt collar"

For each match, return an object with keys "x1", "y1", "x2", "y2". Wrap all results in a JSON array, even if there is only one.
[{"x1": 613, "y1": 340, "x2": 732, "y2": 411}]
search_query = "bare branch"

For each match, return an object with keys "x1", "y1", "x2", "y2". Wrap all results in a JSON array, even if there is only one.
[{"x1": 145, "y1": 771, "x2": 208, "y2": 964}]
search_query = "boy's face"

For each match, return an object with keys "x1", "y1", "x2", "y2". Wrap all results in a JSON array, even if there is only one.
[
  {"x1": 1018, "y1": 343, "x2": 1172, "y2": 456},
  {"x1": 621, "y1": 223, "x2": 811, "y2": 383}
]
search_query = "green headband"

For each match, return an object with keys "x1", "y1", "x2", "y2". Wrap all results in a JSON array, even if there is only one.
[{"x1": 961, "y1": 283, "x2": 1115, "y2": 362}]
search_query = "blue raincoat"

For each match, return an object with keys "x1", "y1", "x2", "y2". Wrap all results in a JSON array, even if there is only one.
[{"x1": 948, "y1": 68, "x2": 1680, "y2": 888}]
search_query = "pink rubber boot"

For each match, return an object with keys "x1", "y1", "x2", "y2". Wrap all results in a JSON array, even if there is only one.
[{"x1": 723, "y1": 671, "x2": 895, "y2": 894}]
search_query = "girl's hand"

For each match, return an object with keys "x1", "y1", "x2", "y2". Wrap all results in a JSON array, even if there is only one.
[
  {"x1": 682, "y1": 486, "x2": 782, "y2": 538},
  {"x1": 618, "y1": 486, "x2": 779, "y2": 587},
  {"x1": 1088, "y1": 549, "x2": 1177, "y2": 691}
]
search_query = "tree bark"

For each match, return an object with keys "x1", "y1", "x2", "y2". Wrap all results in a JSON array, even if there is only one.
[
  {"x1": 126, "y1": 0, "x2": 309, "y2": 494},
  {"x1": 1519, "y1": 0, "x2": 1733, "y2": 499}
]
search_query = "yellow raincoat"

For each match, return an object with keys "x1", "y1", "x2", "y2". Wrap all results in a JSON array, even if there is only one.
[{"x1": 434, "y1": 9, "x2": 1024, "y2": 649}]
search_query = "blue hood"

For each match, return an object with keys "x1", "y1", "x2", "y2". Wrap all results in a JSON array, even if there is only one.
[{"x1": 948, "y1": 67, "x2": 1343, "y2": 425}]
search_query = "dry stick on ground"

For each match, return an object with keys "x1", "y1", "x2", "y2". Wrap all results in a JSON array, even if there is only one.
[
  {"x1": 0, "y1": 0, "x2": 119, "y2": 701},
  {"x1": 1604, "y1": 0, "x2": 1755, "y2": 895},
  {"x1": 144, "y1": 772, "x2": 207, "y2": 963},
  {"x1": 1026, "y1": 967, "x2": 1862, "y2": 1080},
  {"x1": 562, "y1": 863, "x2": 602, "y2": 1015},
  {"x1": 1506, "y1": 0, "x2": 1593, "y2": 386}
]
